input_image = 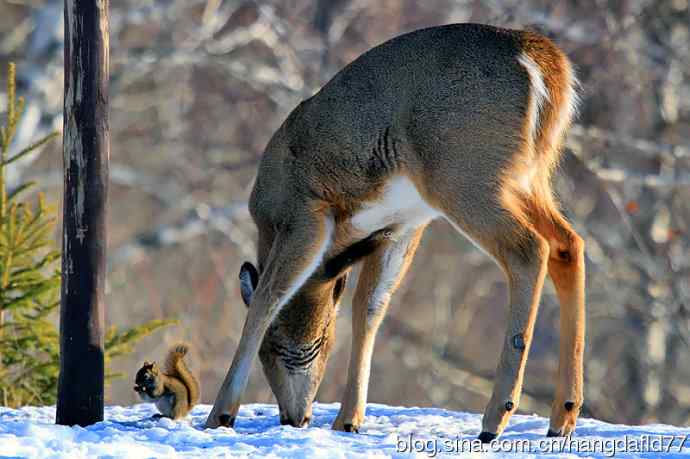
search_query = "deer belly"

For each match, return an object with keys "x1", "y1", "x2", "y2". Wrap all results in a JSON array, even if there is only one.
[{"x1": 350, "y1": 176, "x2": 440, "y2": 235}]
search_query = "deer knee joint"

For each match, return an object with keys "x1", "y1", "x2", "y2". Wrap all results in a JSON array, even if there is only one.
[
  {"x1": 512, "y1": 333, "x2": 526, "y2": 351},
  {"x1": 556, "y1": 249, "x2": 571, "y2": 262},
  {"x1": 366, "y1": 293, "x2": 391, "y2": 322},
  {"x1": 553, "y1": 233, "x2": 584, "y2": 265}
]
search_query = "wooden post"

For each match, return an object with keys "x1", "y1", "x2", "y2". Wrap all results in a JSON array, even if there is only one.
[{"x1": 56, "y1": 0, "x2": 109, "y2": 426}]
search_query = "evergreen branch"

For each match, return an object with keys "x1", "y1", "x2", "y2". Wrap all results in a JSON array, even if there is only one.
[
  {"x1": 104, "y1": 319, "x2": 178, "y2": 359},
  {"x1": 6, "y1": 64, "x2": 16, "y2": 140},
  {"x1": 1, "y1": 283, "x2": 56, "y2": 311},
  {"x1": 1, "y1": 132, "x2": 60, "y2": 167}
]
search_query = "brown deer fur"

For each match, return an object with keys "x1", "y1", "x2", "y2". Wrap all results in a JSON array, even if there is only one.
[{"x1": 205, "y1": 23, "x2": 584, "y2": 441}]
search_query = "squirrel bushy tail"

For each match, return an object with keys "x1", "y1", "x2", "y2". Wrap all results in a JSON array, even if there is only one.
[{"x1": 164, "y1": 343, "x2": 200, "y2": 406}]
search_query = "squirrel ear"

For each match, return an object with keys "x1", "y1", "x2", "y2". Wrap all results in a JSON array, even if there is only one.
[{"x1": 239, "y1": 262, "x2": 259, "y2": 308}]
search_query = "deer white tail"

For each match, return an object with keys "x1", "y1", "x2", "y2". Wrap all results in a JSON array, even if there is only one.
[
  {"x1": 505, "y1": 32, "x2": 580, "y2": 226},
  {"x1": 520, "y1": 32, "x2": 580, "y2": 170}
]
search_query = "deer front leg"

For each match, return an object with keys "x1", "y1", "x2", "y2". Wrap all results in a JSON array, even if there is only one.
[
  {"x1": 333, "y1": 226, "x2": 425, "y2": 433},
  {"x1": 205, "y1": 211, "x2": 334, "y2": 429}
]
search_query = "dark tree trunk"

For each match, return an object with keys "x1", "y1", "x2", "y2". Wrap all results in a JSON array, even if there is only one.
[{"x1": 56, "y1": 0, "x2": 109, "y2": 427}]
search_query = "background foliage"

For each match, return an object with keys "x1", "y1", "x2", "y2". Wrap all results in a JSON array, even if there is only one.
[{"x1": 0, "y1": 0, "x2": 688, "y2": 425}]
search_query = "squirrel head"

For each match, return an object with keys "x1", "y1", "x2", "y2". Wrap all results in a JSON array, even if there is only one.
[{"x1": 134, "y1": 360, "x2": 163, "y2": 399}]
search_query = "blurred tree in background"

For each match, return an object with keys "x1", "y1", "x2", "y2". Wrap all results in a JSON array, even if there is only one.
[{"x1": 0, "y1": 0, "x2": 688, "y2": 425}]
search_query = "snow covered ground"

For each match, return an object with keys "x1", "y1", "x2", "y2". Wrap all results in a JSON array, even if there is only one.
[{"x1": 0, "y1": 403, "x2": 688, "y2": 458}]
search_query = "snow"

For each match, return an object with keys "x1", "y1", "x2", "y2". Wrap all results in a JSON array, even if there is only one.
[{"x1": 0, "y1": 403, "x2": 688, "y2": 458}]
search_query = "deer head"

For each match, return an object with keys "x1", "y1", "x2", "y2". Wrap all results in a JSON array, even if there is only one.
[{"x1": 238, "y1": 230, "x2": 387, "y2": 427}]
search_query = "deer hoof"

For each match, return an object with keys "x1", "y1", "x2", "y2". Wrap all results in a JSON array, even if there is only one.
[
  {"x1": 546, "y1": 428, "x2": 563, "y2": 437},
  {"x1": 219, "y1": 414, "x2": 235, "y2": 428},
  {"x1": 343, "y1": 423, "x2": 360, "y2": 433},
  {"x1": 478, "y1": 431, "x2": 497, "y2": 443}
]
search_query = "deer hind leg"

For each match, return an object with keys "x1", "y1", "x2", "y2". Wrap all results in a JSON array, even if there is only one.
[
  {"x1": 435, "y1": 192, "x2": 550, "y2": 441},
  {"x1": 532, "y1": 204, "x2": 585, "y2": 437},
  {"x1": 333, "y1": 225, "x2": 425, "y2": 433},
  {"x1": 205, "y1": 209, "x2": 334, "y2": 429}
]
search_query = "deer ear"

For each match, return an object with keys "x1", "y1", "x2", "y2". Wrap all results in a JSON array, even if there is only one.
[
  {"x1": 332, "y1": 273, "x2": 348, "y2": 303},
  {"x1": 239, "y1": 261, "x2": 259, "y2": 307}
]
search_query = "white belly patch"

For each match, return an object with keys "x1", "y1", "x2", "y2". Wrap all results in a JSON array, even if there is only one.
[{"x1": 350, "y1": 176, "x2": 441, "y2": 235}]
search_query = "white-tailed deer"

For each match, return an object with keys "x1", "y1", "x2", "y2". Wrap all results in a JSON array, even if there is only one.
[{"x1": 206, "y1": 23, "x2": 584, "y2": 441}]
